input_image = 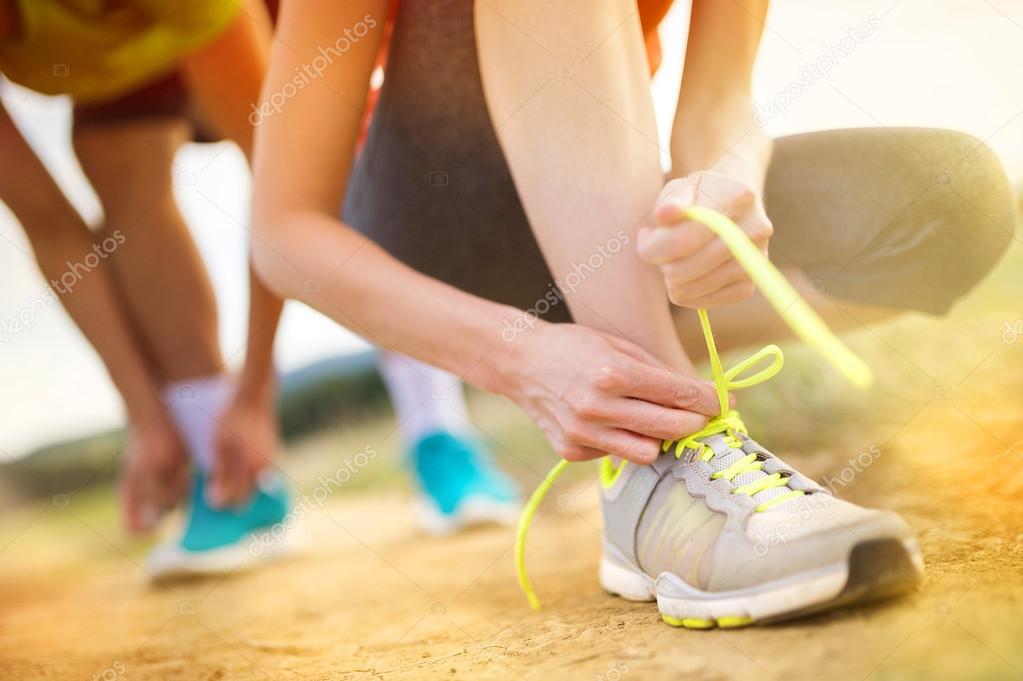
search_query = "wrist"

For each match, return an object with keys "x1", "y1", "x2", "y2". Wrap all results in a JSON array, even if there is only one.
[
  {"x1": 465, "y1": 305, "x2": 545, "y2": 397},
  {"x1": 233, "y1": 372, "x2": 277, "y2": 409},
  {"x1": 670, "y1": 92, "x2": 771, "y2": 185}
]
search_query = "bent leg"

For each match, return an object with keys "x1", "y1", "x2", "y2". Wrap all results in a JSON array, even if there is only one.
[
  {"x1": 72, "y1": 118, "x2": 224, "y2": 383},
  {"x1": 673, "y1": 127, "x2": 1018, "y2": 356}
]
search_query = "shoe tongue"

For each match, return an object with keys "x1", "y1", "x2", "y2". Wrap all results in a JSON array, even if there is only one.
[{"x1": 697, "y1": 434, "x2": 790, "y2": 506}]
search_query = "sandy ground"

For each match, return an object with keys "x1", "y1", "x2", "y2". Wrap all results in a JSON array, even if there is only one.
[
  {"x1": 3, "y1": 363, "x2": 1023, "y2": 680},
  {"x1": 4, "y1": 242, "x2": 1023, "y2": 681}
]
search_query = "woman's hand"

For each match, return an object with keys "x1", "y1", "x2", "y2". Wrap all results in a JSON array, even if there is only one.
[
  {"x1": 500, "y1": 322, "x2": 723, "y2": 464},
  {"x1": 637, "y1": 170, "x2": 773, "y2": 309},
  {"x1": 209, "y1": 391, "x2": 279, "y2": 508},
  {"x1": 119, "y1": 415, "x2": 189, "y2": 534}
]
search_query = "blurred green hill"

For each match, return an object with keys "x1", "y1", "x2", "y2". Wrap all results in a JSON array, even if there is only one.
[{"x1": 0, "y1": 349, "x2": 392, "y2": 505}]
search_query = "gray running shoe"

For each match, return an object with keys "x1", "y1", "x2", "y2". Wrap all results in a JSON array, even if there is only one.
[{"x1": 598, "y1": 423, "x2": 924, "y2": 628}]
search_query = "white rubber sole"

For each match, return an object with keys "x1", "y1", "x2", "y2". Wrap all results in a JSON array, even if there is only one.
[
  {"x1": 600, "y1": 538, "x2": 924, "y2": 629},
  {"x1": 415, "y1": 495, "x2": 521, "y2": 536},
  {"x1": 147, "y1": 525, "x2": 304, "y2": 581}
]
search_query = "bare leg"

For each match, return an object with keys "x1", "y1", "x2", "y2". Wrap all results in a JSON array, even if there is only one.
[
  {"x1": 675, "y1": 126, "x2": 1017, "y2": 359},
  {"x1": 72, "y1": 118, "x2": 224, "y2": 383},
  {"x1": 477, "y1": 2, "x2": 691, "y2": 372}
]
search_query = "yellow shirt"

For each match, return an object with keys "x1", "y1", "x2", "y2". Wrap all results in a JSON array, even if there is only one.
[{"x1": 0, "y1": 0, "x2": 239, "y2": 103}]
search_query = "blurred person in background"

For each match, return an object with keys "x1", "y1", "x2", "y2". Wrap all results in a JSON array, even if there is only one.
[
  {"x1": 0, "y1": 0, "x2": 291, "y2": 577},
  {"x1": 0, "y1": 0, "x2": 521, "y2": 580},
  {"x1": 250, "y1": 0, "x2": 1015, "y2": 623}
]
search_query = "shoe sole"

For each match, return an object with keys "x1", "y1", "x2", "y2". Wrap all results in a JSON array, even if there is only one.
[
  {"x1": 415, "y1": 495, "x2": 521, "y2": 536},
  {"x1": 147, "y1": 525, "x2": 304, "y2": 581},
  {"x1": 600, "y1": 537, "x2": 923, "y2": 629}
]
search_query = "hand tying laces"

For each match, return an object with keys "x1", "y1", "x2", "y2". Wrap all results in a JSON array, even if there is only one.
[{"x1": 515, "y1": 205, "x2": 873, "y2": 611}]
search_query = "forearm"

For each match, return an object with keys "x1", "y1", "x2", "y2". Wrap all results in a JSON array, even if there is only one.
[
  {"x1": 253, "y1": 211, "x2": 521, "y2": 394},
  {"x1": 250, "y1": 1, "x2": 519, "y2": 391},
  {"x1": 30, "y1": 226, "x2": 166, "y2": 423},
  {"x1": 233, "y1": 265, "x2": 282, "y2": 403},
  {"x1": 476, "y1": 1, "x2": 690, "y2": 371},
  {"x1": 0, "y1": 105, "x2": 165, "y2": 424},
  {"x1": 669, "y1": 0, "x2": 771, "y2": 185}
]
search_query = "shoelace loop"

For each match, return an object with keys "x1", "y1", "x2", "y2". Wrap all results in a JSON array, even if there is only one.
[
  {"x1": 662, "y1": 312, "x2": 803, "y2": 510},
  {"x1": 514, "y1": 206, "x2": 874, "y2": 611}
]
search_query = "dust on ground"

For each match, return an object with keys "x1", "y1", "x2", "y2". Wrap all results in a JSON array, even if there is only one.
[{"x1": 3, "y1": 256, "x2": 1023, "y2": 681}]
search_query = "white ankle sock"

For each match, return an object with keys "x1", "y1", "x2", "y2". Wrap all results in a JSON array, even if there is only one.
[
  {"x1": 162, "y1": 374, "x2": 234, "y2": 472},
  {"x1": 378, "y1": 351, "x2": 471, "y2": 446}
]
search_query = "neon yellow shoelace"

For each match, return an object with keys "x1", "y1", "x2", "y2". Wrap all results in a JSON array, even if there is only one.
[{"x1": 515, "y1": 205, "x2": 874, "y2": 611}]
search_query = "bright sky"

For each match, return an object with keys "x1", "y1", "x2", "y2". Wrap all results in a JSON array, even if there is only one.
[{"x1": 1, "y1": 0, "x2": 1021, "y2": 457}]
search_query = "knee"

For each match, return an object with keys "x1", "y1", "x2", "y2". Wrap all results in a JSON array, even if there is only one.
[{"x1": 918, "y1": 131, "x2": 1017, "y2": 312}]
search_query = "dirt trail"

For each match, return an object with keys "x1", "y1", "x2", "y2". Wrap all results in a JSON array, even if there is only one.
[
  {"x1": 2, "y1": 404, "x2": 1022, "y2": 681},
  {"x1": 5, "y1": 292, "x2": 1023, "y2": 680}
]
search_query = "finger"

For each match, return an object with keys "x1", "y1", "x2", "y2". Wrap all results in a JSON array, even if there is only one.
[
  {"x1": 576, "y1": 425, "x2": 661, "y2": 465},
  {"x1": 669, "y1": 260, "x2": 751, "y2": 302},
  {"x1": 558, "y1": 442, "x2": 612, "y2": 463},
  {"x1": 150, "y1": 466, "x2": 181, "y2": 512},
  {"x1": 209, "y1": 453, "x2": 237, "y2": 508},
  {"x1": 684, "y1": 280, "x2": 759, "y2": 309},
  {"x1": 696, "y1": 173, "x2": 758, "y2": 213},
  {"x1": 637, "y1": 221, "x2": 715, "y2": 264},
  {"x1": 660, "y1": 238, "x2": 735, "y2": 284},
  {"x1": 592, "y1": 397, "x2": 710, "y2": 440},
  {"x1": 119, "y1": 478, "x2": 143, "y2": 534},
  {"x1": 121, "y1": 480, "x2": 158, "y2": 534},
  {"x1": 224, "y1": 461, "x2": 259, "y2": 506},
  {"x1": 601, "y1": 361, "x2": 721, "y2": 415},
  {"x1": 653, "y1": 197, "x2": 692, "y2": 226}
]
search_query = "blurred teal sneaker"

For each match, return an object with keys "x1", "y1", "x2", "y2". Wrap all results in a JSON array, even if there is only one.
[
  {"x1": 147, "y1": 471, "x2": 299, "y2": 579},
  {"x1": 410, "y1": 431, "x2": 521, "y2": 534}
]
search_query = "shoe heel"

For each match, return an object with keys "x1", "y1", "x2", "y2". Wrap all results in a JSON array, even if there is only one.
[{"x1": 599, "y1": 557, "x2": 656, "y2": 602}]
